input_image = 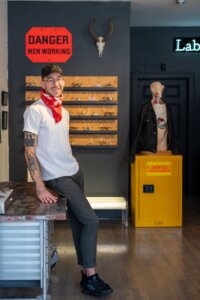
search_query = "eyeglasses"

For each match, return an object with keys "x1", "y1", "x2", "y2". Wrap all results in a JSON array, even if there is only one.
[{"x1": 43, "y1": 77, "x2": 64, "y2": 85}]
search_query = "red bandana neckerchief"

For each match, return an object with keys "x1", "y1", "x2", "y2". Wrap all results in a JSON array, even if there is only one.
[{"x1": 41, "y1": 89, "x2": 63, "y2": 123}]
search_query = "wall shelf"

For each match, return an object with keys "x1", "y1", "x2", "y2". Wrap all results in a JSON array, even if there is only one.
[
  {"x1": 71, "y1": 145, "x2": 117, "y2": 149},
  {"x1": 63, "y1": 101, "x2": 118, "y2": 105},
  {"x1": 25, "y1": 76, "x2": 118, "y2": 148},
  {"x1": 25, "y1": 100, "x2": 118, "y2": 105},
  {"x1": 25, "y1": 87, "x2": 117, "y2": 92},
  {"x1": 69, "y1": 130, "x2": 118, "y2": 134},
  {"x1": 70, "y1": 116, "x2": 117, "y2": 120}
]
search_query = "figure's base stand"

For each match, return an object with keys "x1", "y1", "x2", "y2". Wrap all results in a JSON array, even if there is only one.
[{"x1": 140, "y1": 150, "x2": 172, "y2": 155}]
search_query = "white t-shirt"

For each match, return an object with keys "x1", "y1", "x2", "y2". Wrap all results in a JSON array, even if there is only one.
[{"x1": 23, "y1": 98, "x2": 79, "y2": 181}]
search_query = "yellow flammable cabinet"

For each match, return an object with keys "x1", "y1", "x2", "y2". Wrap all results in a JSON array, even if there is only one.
[{"x1": 131, "y1": 154, "x2": 182, "y2": 227}]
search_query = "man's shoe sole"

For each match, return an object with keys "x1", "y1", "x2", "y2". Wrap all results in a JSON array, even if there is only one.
[{"x1": 82, "y1": 288, "x2": 113, "y2": 297}]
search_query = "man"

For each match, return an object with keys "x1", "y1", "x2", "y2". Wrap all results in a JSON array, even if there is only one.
[
  {"x1": 130, "y1": 81, "x2": 178, "y2": 160},
  {"x1": 23, "y1": 64, "x2": 113, "y2": 297}
]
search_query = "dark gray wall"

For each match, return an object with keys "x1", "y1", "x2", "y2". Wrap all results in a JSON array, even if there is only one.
[
  {"x1": 8, "y1": 1, "x2": 130, "y2": 198},
  {"x1": 131, "y1": 27, "x2": 200, "y2": 196}
]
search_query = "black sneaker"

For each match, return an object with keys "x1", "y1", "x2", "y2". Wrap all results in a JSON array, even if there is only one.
[
  {"x1": 81, "y1": 272, "x2": 113, "y2": 297},
  {"x1": 80, "y1": 271, "x2": 111, "y2": 289}
]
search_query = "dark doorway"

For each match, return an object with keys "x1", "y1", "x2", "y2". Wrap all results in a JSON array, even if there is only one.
[{"x1": 131, "y1": 74, "x2": 193, "y2": 195}]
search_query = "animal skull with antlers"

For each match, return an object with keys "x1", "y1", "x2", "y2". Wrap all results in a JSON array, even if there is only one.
[{"x1": 89, "y1": 17, "x2": 113, "y2": 57}]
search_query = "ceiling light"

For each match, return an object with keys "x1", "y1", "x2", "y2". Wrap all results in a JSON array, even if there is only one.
[{"x1": 176, "y1": 0, "x2": 185, "y2": 4}]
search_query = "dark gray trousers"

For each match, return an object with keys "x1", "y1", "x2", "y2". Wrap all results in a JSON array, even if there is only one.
[{"x1": 45, "y1": 168, "x2": 99, "y2": 268}]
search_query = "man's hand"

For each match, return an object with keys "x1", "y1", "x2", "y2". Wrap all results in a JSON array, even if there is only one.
[{"x1": 36, "y1": 187, "x2": 58, "y2": 203}]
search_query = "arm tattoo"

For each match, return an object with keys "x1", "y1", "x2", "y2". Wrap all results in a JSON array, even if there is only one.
[
  {"x1": 27, "y1": 153, "x2": 38, "y2": 175},
  {"x1": 24, "y1": 132, "x2": 36, "y2": 147}
]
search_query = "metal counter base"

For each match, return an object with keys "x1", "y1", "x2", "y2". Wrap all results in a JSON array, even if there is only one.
[
  {"x1": 0, "y1": 182, "x2": 66, "y2": 300},
  {"x1": 0, "y1": 220, "x2": 52, "y2": 300}
]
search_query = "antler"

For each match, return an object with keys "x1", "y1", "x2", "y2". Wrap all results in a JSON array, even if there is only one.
[
  {"x1": 89, "y1": 17, "x2": 113, "y2": 42},
  {"x1": 104, "y1": 18, "x2": 113, "y2": 41},
  {"x1": 88, "y1": 17, "x2": 113, "y2": 57},
  {"x1": 89, "y1": 17, "x2": 98, "y2": 41}
]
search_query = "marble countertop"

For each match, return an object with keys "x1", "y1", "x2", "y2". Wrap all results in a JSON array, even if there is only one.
[{"x1": 0, "y1": 182, "x2": 66, "y2": 221}]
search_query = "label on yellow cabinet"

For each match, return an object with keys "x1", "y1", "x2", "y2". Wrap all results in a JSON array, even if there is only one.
[{"x1": 146, "y1": 161, "x2": 172, "y2": 176}]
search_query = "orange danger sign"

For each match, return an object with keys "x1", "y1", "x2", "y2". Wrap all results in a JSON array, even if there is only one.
[
  {"x1": 146, "y1": 161, "x2": 172, "y2": 176},
  {"x1": 25, "y1": 27, "x2": 72, "y2": 63}
]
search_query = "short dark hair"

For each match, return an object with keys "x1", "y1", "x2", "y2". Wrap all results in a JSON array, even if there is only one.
[{"x1": 41, "y1": 64, "x2": 64, "y2": 79}]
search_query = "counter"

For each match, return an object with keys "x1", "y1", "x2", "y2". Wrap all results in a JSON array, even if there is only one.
[{"x1": 0, "y1": 182, "x2": 66, "y2": 300}]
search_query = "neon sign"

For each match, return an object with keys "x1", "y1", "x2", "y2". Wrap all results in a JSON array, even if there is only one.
[{"x1": 174, "y1": 38, "x2": 200, "y2": 52}]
